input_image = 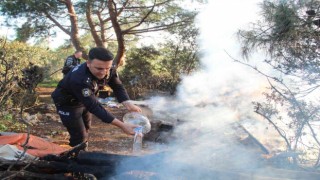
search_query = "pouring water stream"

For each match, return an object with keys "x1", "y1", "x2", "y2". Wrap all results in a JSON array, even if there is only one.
[{"x1": 123, "y1": 112, "x2": 151, "y2": 155}]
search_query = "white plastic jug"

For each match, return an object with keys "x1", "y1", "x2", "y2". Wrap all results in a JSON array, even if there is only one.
[{"x1": 123, "y1": 112, "x2": 151, "y2": 134}]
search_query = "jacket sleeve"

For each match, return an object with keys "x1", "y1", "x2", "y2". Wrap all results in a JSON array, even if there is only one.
[
  {"x1": 107, "y1": 71, "x2": 130, "y2": 103},
  {"x1": 70, "y1": 80, "x2": 115, "y2": 123}
]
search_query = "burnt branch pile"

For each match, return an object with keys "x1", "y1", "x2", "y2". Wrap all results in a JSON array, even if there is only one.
[
  {"x1": 0, "y1": 143, "x2": 130, "y2": 180},
  {"x1": 2, "y1": 142, "x2": 320, "y2": 180}
]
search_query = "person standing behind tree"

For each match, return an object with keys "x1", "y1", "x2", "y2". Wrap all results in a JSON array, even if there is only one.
[{"x1": 62, "y1": 50, "x2": 83, "y2": 76}]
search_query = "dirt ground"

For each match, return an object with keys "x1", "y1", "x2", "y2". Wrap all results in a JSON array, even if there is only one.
[{"x1": 27, "y1": 87, "x2": 143, "y2": 155}]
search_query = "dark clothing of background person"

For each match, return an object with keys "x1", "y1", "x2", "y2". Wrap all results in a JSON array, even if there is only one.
[
  {"x1": 62, "y1": 54, "x2": 81, "y2": 75},
  {"x1": 51, "y1": 62, "x2": 129, "y2": 146}
]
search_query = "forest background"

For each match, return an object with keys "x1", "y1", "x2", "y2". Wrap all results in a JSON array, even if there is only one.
[{"x1": 0, "y1": 0, "x2": 320, "y2": 169}]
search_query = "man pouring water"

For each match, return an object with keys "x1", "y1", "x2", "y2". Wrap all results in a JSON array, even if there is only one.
[{"x1": 51, "y1": 47, "x2": 142, "y2": 149}]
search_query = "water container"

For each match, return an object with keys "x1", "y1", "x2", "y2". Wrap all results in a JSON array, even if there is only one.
[
  {"x1": 123, "y1": 112, "x2": 151, "y2": 134},
  {"x1": 132, "y1": 126, "x2": 143, "y2": 154}
]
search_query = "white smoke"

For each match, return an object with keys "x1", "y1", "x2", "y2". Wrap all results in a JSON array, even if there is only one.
[
  {"x1": 114, "y1": 0, "x2": 287, "y2": 178},
  {"x1": 150, "y1": 0, "x2": 276, "y2": 152}
]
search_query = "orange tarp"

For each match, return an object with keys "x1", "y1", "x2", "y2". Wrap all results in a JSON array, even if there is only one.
[{"x1": 0, "y1": 133, "x2": 69, "y2": 157}]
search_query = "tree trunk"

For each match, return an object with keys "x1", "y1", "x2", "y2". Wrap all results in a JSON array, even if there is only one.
[
  {"x1": 86, "y1": 0, "x2": 105, "y2": 48},
  {"x1": 65, "y1": 0, "x2": 87, "y2": 59},
  {"x1": 107, "y1": 0, "x2": 126, "y2": 68}
]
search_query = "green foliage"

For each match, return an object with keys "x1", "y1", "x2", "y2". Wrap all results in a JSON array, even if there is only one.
[
  {"x1": 120, "y1": 46, "x2": 162, "y2": 98},
  {"x1": 0, "y1": 0, "x2": 62, "y2": 41},
  {"x1": 120, "y1": 10, "x2": 200, "y2": 98},
  {"x1": 0, "y1": 40, "x2": 22, "y2": 110},
  {"x1": 0, "y1": 0, "x2": 200, "y2": 48},
  {"x1": 0, "y1": 113, "x2": 26, "y2": 132},
  {"x1": 160, "y1": 18, "x2": 200, "y2": 90},
  {"x1": 16, "y1": 23, "x2": 36, "y2": 42},
  {"x1": 262, "y1": 1, "x2": 297, "y2": 38},
  {"x1": 0, "y1": 39, "x2": 58, "y2": 131},
  {"x1": 237, "y1": 0, "x2": 320, "y2": 168},
  {"x1": 2, "y1": 38, "x2": 62, "y2": 82},
  {"x1": 121, "y1": 36, "x2": 200, "y2": 98},
  {"x1": 0, "y1": 38, "x2": 59, "y2": 109},
  {"x1": 0, "y1": 124, "x2": 7, "y2": 132},
  {"x1": 239, "y1": 0, "x2": 320, "y2": 82},
  {"x1": 0, "y1": 114, "x2": 12, "y2": 131},
  {"x1": 0, "y1": 113, "x2": 27, "y2": 132},
  {"x1": 0, "y1": 38, "x2": 61, "y2": 131},
  {"x1": 39, "y1": 80, "x2": 59, "y2": 88}
]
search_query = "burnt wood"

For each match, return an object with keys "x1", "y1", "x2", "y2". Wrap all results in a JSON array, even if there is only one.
[
  {"x1": 0, "y1": 171, "x2": 67, "y2": 180},
  {"x1": 2, "y1": 151, "x2": 320, "y2": 180}
]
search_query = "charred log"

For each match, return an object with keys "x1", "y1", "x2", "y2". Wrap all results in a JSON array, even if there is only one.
[
  {"x1": 76, "y1": 151, "x2": 129, "y2": 166},
  {"x1": 0, "y1": 157, "x2": 114, "y2": 179},
  {"x1": 0, "y1": 170, "x2": 67, "y2": 180},
  {"x1": 2, "y1": 150, "x2": 320, "y2": 180}
]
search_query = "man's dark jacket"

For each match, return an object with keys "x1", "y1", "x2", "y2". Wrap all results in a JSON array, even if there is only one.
[{"x1": 52, "y1": 63, "x2": 129, "y2": 123}]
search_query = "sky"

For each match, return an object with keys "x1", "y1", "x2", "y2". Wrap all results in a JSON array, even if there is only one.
[
  {"x1": 0, "y1": 16, "x2": 15, "y2": 39},
  {"x1": 0, "y1": 14, "x2": 69, "y2": 49},
  {"x1": 0, "y1": 16, "x2": 70, "y2": 49}
]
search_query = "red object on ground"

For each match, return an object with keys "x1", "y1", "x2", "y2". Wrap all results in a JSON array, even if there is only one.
[{"x1": 0, "y1": 133, "x2": 69, "y2": 157}]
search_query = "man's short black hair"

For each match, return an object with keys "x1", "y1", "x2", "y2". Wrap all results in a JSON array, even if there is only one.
[{"x1": 88, "y1": 47, "x2": 114, "y2": 61}]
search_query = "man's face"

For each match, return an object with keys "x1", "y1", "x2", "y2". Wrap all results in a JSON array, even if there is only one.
[
  {"x1": 86, "y1": 59, "x2": 113, "y2": 80},
  {"x1": 75, "y1": 52, "x2": 83, "y2": 58}
]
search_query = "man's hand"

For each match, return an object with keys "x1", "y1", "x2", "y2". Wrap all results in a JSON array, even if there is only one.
[
  {"x1": 111, "y1": 118, "x2": 138, "y2": 135},
  {"x1": 122, "y1": 101, "x2": 142, "y2": 112}
]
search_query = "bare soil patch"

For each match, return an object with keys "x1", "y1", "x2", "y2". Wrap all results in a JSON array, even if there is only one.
[{"x1": 28, "y1": 87, "x2": 137, "y2": 154}]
